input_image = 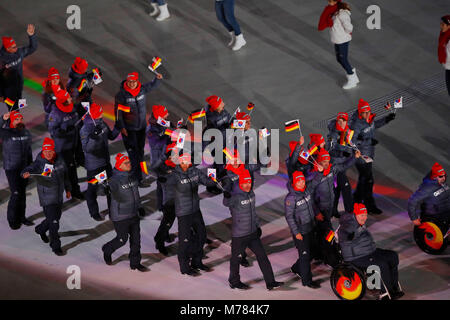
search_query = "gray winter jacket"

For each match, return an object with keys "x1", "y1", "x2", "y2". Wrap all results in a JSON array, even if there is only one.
[
  {"x1": 349, "y1": 112, "x2": 391, "y2": 159},
  {"x1": 0, "y1": 34, "x2": 37, "y2": 78},
  {"x1": 306, "y1": 156, "x2": 356, "y2": 213},
  {"x1": 0, "y1": 118, "x2": 32, "y2": 170},
  {"x1": 338, "y1": 212, "x2": 376, "y2": 262},
  {"x1": 223, "y1": 187, "x2": 260, "y2": 238},
  {"x1": 326, "y1": 119, "x2": 355, "y2": 164},
  {"x1": 80, "y1": 117, "x2": 120, "y2": 171},
  {"x1": 166, "y1": 166, "x2": 216, "y2": 217},
  {"x1": 108, "y1": 169, "x2": 141, "y2": 222},
  {"x1": 47, "y1": 106, "x2": 79, "y2": 153},
  {"x1": 408, "y1": 174, "x2": 450, "y2": 220},
  {"x1": 22, "y1": 153, "x2": 71, "y2": 207},
  {"x1": 284, "y1": 183, "x2": 318, "y2": 235},
  {"x1": 155, "y1": 162, "x2": 177, "y2": 206},
  {"x1": 114, "y1": 78, "x2": 161, "y2": 131}
]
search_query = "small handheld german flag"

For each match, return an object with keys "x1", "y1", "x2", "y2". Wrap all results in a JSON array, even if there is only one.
[
  {"x1": 247, "y1": 102, "x2": 255, "y2": 111},
  {"x1": 187, "y1": 115, "x2": 194, "y2": 124},
  {"x1": 151, "y1": 56, "x2": 162, "y2": 71},
  {"x1": 117, "y1": 104, "x2": 130, "y2": 113},
  {"x1": 325, "y1": 230, "x2": 335, "y2": 242},
  {"x1": 285, "y1": 120, "x2": 300, "y2": 133},
  {"x1": 164, "y1": 128, "x2": 174, "y2": 137},
  {"x1": 4, "y1": 98, "x2": 15, "y2": 107},
  {"x1": 78, "y1": 79, "x2": 87, "y2": 92},
  {"x1": 140, "y1": 161, "x2": 148, "y2": 175},
  {"x1": 190, "y1": 108, "x2": 206, "y2": 121},
  {"x1": 339, "y1": 129, "x2": 354, "y2": 146},
  {"x1": 88, "y1": 178, "x2": 98, "y2": 184}
]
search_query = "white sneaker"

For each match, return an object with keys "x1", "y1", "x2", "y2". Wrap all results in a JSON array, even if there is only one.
[
  {"x1": 156, "y1": 4, "x2": 170, "y2": 21},
  {"x1": 343, "y1": 68, "x2": 359, "y2": 89},
  {"x1": 228, "y1": 31, "x2": 236, "y2": 47},
  {"x1": 232, "y1": 34, "x2": 246, "y2": 51},
  {"x1": 149, "y1": 3, "x2": 159, "y2": 16}
]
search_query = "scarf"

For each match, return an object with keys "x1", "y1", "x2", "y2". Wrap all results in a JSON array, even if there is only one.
[
  {"x1": 438, "y1": 30, "x2": 450, "y2": 64},
  {"x1": 123, "y1": 81, "x2": 142, "y2": 97},
  {"x1": 318, "y1": 3, "x2": 340, "y2": 31}
]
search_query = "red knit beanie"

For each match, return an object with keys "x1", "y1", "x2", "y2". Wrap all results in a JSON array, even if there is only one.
[
  {"x1": 358, "y1": 99, "x2": 371, "y2": 116},
  {"x1": 115, "y1": 153, "x2": 129, "y2": 170},
  {"x1": 42, "y1": 137, "x2": 55, "y2": 152},
  {"x1": 337, "y1": 112, "x2": 349, "y2": 121},
  {"x1": 354, "y1": 203, "x2": 368, "y2": 216},
  {"x1": 317, "y1": 148, "x2": 330, "y2": 162},
  {"x1": 2, "y1": 37, "x2": 16, "y2": 50},
  {"x1": 152, "y1": 105, "x2": 168, "y2": 119},
  {"x1": 430, "y1": 162, "x2": 446, "y2": 179},
  {"x1": 309, "y1": 133, "x2": 325, "y2": 146},
  {"x1": 72, "y1": 57, "x2": 88, "y2": 74},
  {"x1": 9, "y1": 111, "x2": 23, "y2": 128},
  {"x1": 89, "y1": 103, "x2": 103, "y2": 119},
  {"x1": 127, "y1": 72, "x2": 139, "y2": 81},
  {"x1": 206, "y1": 95, "x2": 223, "y2": 112},
  {"x1": 292, "y1": 171, "x2": 306, "y2": 192},
  {"x1": 47, "y1": 67, "x2": 60, "y2": 81},
  {"x1": 54, "y1": 89, "x2": 73, "y2": 113}
]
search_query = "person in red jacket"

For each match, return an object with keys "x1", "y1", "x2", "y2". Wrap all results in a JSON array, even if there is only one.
[{"x1": 438, "y1": 15, "x2": 450, "y2": 95}]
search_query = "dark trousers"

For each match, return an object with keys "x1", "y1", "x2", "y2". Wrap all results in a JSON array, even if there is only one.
[
  {"x1": 333, "y1": 171, "x2": 353, "y2": 215},
  {"x1": 60, "y1": 149, "x2": 81, "y2": 194},
  {"x1": 154, "y1": 203, "x2": 176, "y2": 244},
  {"x1": 334, "y1": 41, "x2": 354, "y2": 75},
  {"x1": 1, "y1": 69, "x2": 23, "y2": 111},
  {"x1": 354, "y1": 162, "x2": 377, "y2": 209},
  {"x1": 215, "y1": 0, "x2": 242, "y2": 36},
  {"x1": 5, "y1": 169, "x2": 28, "y2": 229},
  {"x1": 36, "y1": 204, "x2": 62, "y2": 250},
  {"x1": 352, "y1": 248, "x2": 399, "y2": 293},
  {"x1": 103, "y1": 216, "x2": 142, "y2": 268},
  {"x1": 229, "y1": 231, "x2": 275, "y2": 285},
  {"x1": 151, "y1": 0, "x2": 165, "y2": 4},
  {"x1": 292, "y1": 233, "x2": 313, "y2": 285},
  {"x1": 446, "y1": 70, "x2": 450, "y2": 96},
  {"x1": 177, "y1": 211, "x2": 206, "y2": 273},
  {"x1": 86, "y1": 164, "x2": 112, "y2": 218},
  {"x1": 156, "y1": 180, "x2": 163, "y2": 211},
  {"x1": 122, "y1": 128, "x2": 146, "y2": 182}
]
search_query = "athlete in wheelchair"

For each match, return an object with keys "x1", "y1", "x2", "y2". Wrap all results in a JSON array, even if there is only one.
[
  {"x1": 330, "y1": 203, "x2": 404, "y2": 300},
  {"x1": 408, "y1": 162, "x2": 449, "y2": 254}
]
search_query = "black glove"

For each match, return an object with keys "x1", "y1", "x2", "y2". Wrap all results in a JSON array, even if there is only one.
[
  {"x1": 223, "y1": 191, "x2": 231, "y2": 199},
  {"x1": 157, "y1": 176, "x2": 167, "y2": 183},
  {"x1": 138, "y1": 207, "x2": 146, "y2": 218},
  {"x1": 386, "y1": 113, "x2": 396, "y2": 123},
  {"x1": 342, "y1": 151, "x2": 351, "y2": 157},
  {"x1": 93, "y1": 125, "x2": 103, "y2": 136},
  {"x1": 257, "y1": 227, "x2": 262, "y2": 238},
  {"x1": 371, "y1": 139, "x2": 378, "y2": 146}
]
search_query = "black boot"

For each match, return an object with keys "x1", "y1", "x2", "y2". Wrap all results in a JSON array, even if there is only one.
[
  {"x1": 304, "y1": 280, "x2": 321, "y2": 289},
  {"x1": 191, "y1": 262, "x2": 212, "y2": 272},
  {"x1": 229, "y1": 281, "x2": 250, "y2": 290},
  {"x1": 102, "y1": 245, "x2": 112, "y2": 265},
  {"x1": 266, "y1": 281, "x2": 284, "y2": 290},
  {"x1": 240, "y1": 257, "x2": 250, "y2": 268},
  {"x1": 21, "y1": 218, "x2": 34, "y2": 226},
  {"x1": 181, "y1": 268, "x2": 200, "y2": 277},
  {"x1": 156, "y1": 242, "x2": 169, "y2": 256},
  {"x1": 131, "y1": 264, "x2": 150, "y2": 272},
  {"x1": 53, "y1": 248, "x2": 64, "y2": 256},
  {"x1": 92, "y1": 213, "x2": 104, "y2": 221}
]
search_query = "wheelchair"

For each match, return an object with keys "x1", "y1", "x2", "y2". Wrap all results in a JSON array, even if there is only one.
[
  {"x1": 327, "y1": 228, "x2": 402, "y2": 300},
  {"x1": 413, "y1": 216, "x2": 449, "y2": 255}
]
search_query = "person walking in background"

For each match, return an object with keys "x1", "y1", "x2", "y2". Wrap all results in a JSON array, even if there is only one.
[
  {"x1": 438, "y1": 15, "x2": 450, "y2": 95},
  {"x1": 318, "y1": 0, "x2": 359, "y2": 89},
  {"x1": 149, "y1": 0, "x2": 171, "y2": 22},
  {"x1": 215, "y1": 0, "x2": 246, "y2": 51}
]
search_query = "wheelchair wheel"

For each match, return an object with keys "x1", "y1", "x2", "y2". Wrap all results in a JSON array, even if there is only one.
[
  {"x1": 414, "y1": 217, "x2": 448, "y2": 255},
  {"x1": 330, "y1": 263, "x2": 366, "y2": 300}
]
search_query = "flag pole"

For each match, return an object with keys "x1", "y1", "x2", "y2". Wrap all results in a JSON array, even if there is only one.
[{"x1": 297, "y1": 119, "x2": 302, "y2": 139}]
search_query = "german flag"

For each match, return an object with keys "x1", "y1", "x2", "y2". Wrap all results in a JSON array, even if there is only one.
[
  {"x1": 117, "y1": 104, "x2": 130, "y2": 113},
  {"x1": 78, "y1": 79, "x2": 87, "y2": 92},
  {"x1": 164, "y1": 128, "x2": 174, "y2": 137},
  {"x1": 223, "y1": 148, "x2": 233, "y2": 160},
  {"x1": 325, "y1": 230, "x2": 334, "y2": 242},
  {"x1": 151, "y1": 56, "x2": 162, "y2": 70},
  {"x1": 247, "y1": 102, "x2": 255, "y2": 111},
  {"x1": 308, "y1": 144, "x2": 318, "y2": 156},
  {"x1": 339, "y1": 129, "x2": 354, "y2": 146},
  {"x1": 140, "y1": 161, "x2": 148, "y2": 175},
  {"x1": 187, "y1": 115, "x2": 194, "y2": 124},
  {"x1": 4, "y1": 98, "x2": 15, "y2": 107},
  {"x1": 285, "y1": 120, "x2": 299, "y2": 132},
  {"x1": 88, "y1": 178, "x2": 98, "y2": 184},
  {"x1": 190, "y1": 108, "x2": 206, "y2": 120}
]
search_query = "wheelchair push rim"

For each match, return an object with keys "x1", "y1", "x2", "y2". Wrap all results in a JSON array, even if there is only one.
[
  {"x1": 413, "y1": 218, "x2": 449, "y2": 255},
  {"x1": 330, "y1": 264, "x2": 366, "y2": 300}
]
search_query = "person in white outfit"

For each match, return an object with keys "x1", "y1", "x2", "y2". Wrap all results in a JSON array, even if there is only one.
[
  {"x1": 215, "y1": 0, "x2": 246, "y2": 51},
  {"x1": 438, "y1": 15, "x2": 450, "y2": 95},
  {"x1": 149, "y1": 0, "x2": 170, "y2": 22},
  {"x1": 320, "y1": 1, "x2": 358, "y2": 89}
]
